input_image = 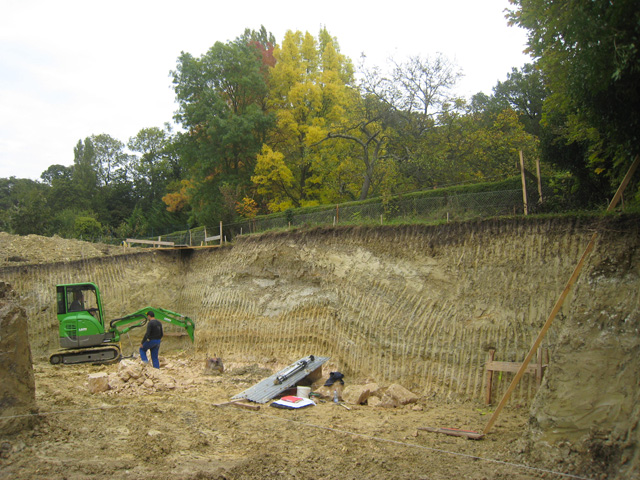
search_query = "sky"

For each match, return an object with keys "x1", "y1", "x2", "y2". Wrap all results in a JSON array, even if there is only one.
[{"x1": 0, "y1": 0, "x2": 532, "y2": 181}]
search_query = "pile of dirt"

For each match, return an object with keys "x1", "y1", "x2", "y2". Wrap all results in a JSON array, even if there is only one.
[{"x1": 0, "y1": 232, "x2": 136, "y2": 267}]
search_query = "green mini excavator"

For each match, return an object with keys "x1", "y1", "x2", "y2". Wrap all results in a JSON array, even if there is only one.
[{"x1": 49, "y1": 282, "x2": 195, "y2": 365}]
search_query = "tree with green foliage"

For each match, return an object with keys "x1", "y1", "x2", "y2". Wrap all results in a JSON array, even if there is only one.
[
  {"x1": 3, "y1": 178, "x2": 52, "y2": 235},
  {"x1": 490, "y1": 63, "x2": 546, "y2": 137},
  {"x1": 123, "y1": 126, "x2": 188, "y2": 235},
  {"x1": 91, "y1": 133, "x2": 132, "y2": 186},
  {"x1": 359, "y1": 54, "x2": 464, "y2": 190},
  {"x1": 128, "y1": 127, "x2": 178, "y2": 207},
  {"x1": 508, "y1": 0, "x2": 640, "y2": 202},
  {"x1": 171, "y1": 28, "x2": 275, "y2": 225},
  {"x1": 72, "y1": 138, "x2": 98, "y2": 210},
  {"x1": 39, "y1": 164, "x2": 80, "y2": 222},
  {"x1": 73, "y1": 215, "x2": 103, "y2": 241},
  {"x1": 40, "y1": 164, "x2": 73, "y2": 186},
  {"x1": 322, "y1": 92, "x2": 399, "y2": 200}
]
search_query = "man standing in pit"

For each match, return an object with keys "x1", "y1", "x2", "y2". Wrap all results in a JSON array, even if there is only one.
[{"x1": 140, "y1": 311, "x2": 163, "y2": 368}]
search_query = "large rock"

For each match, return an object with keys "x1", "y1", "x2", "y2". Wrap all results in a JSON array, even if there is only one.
[
  {"x1": 0, "y1": 282, "x2": 36, "y2": 434},
  {"x1": 87, "y1": 373, "x2": 110, "y2": 393},
  {"x1": 378, "y1": 393, "x2": 399, "y2": 408},
  {"x1": 385, "y1": 383, "x2": 419, "y2": 405},
  {"x1": 343, "y1": 383, "x2": 380, "y2": 405}
]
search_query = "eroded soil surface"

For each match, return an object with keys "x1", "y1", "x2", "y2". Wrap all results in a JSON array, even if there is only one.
[
  {"x1": 0, "y1": 232, "x2": 135, "y2": 267},
  {"x1": 0, "y1": 353, "x2": 557, "y2": 480}
]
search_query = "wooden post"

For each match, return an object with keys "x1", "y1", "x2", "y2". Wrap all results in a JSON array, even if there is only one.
[
  {"x1": 485, "y1": 349, "x2": 495, "y2": 405},
  {"x1": 536, "y1": 156, "x2": 543, "y2": 204},
  {"x1": 482, "y1": 154, "x2": 640, "y2": 436},
  {"x1": 519, "y1": 150, "x2": 528, "y2": 215},
  {"x1": 219, "y1": 221, "x2": 223, "y2": 245}
]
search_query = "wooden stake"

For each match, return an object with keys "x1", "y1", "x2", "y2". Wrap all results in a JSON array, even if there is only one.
[
  {"x1": 482, "y1": 154, "x2": 640, "y2": 436},
  {"x1": 485, "y1": 349, "x2": 495, "y2": 405},
  {"x1": 519, "y1": 150, "x2": 528, "y2": 215},
  {"x1": 212, "y1": 399, "x2": 260, "y2": 411},
  {"x1": 536, "y1": 156, "x2": 543, "y2": 204},
  {"x1": 418, "y1": 426, "x2": 484, "y2": 440}
]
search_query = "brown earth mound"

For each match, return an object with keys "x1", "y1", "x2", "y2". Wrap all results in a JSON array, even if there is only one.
[{"x1": 0, "y1": 232, "x2": 135, "y2": 267}]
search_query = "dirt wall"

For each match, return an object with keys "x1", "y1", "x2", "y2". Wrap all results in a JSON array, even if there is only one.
[
  {"x1": 0, "y1": 282, "x2": 35, "y2": 434},
  {"x1": 1, "y1": 218, "x2": 638, "y2": 403},
  {"x1": 0, "y1": 216, "x2": 639, "y2": 477}
]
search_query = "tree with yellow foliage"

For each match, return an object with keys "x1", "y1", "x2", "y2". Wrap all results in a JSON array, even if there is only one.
[{"x1": 252, "y1": 28, "x2": 356, "y2": 212}]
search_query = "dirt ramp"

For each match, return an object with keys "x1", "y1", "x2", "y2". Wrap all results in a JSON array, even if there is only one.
[{"x1": 0, "y1": 282, "x2": 36, "y2": 434}]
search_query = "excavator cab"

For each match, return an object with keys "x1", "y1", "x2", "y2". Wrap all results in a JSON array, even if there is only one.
[{"x1": 56, "y1": 282, "x2": 113, "y2": 349}]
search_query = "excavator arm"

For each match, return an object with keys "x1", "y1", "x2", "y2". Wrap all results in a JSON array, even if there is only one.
[{"x1": 108, "y1": 307, "x2": 195, "y2": 342}]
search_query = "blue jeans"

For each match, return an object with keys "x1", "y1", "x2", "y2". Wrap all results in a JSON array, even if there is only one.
[{"x1": 139, "y1": 339, "x2": 161, "y2": 368}]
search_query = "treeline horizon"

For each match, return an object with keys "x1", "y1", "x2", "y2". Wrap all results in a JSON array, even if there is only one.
[{"x1": 2, "y1": 2, "x2": 638, "y2": 240}]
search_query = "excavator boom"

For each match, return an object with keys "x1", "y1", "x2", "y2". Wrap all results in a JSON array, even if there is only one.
[{"x1": 109, "y1": 307, "x2": 195, "y2": 342}]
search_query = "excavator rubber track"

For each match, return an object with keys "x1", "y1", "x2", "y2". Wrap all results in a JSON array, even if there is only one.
[{"x1": 49, "y1": 344, "x2": 122, "y2": 365}]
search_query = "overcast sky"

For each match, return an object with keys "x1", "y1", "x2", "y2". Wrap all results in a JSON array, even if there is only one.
[{"x1": 0, "y1": 0, "x2": 532, "y2": 181}]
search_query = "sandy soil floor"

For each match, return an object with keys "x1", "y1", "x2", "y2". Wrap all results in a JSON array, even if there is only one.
[{"x1": 0, "y1": 352, "x2": 568, "y2": 480}]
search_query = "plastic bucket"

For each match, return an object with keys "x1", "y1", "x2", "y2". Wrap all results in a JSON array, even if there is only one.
[{"x1": 296, "y1": 386, "x2": 311, "y2": 399}]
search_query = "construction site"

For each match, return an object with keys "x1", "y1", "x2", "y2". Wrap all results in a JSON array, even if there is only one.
[{"x1": 1, "y1": 215, "x2": 639, "y2": 480}]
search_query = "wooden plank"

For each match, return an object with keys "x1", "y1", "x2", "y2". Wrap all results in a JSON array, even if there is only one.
[
  {"x1": 230, "y1": 402, "x2": 260, "y2": 411},
  {"x1": 418, "y1": 426, "x2": 484, "y2": 440},
  {"x1": 486, "y1": 361, "x2": 539, "y2": 374},
  {"x1": 125, "y1": 238, "x2": 175, "y2": 246},
  {"x1": 212, "y1": 399, "x2": 260, "y2": 411},
  {"x1": 485, "y1": 348, "x2": 549, "y2": 405},
  {"x1": 212, "y1": 399, "x2": 243, "y2": 407},
  {"x1": 485, "y1": 349, "x2": 548, "y2": 405}
]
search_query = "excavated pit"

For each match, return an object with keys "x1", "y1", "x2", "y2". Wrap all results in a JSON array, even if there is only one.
[{"x1": 0, "y1": 216, "x2": 639, "y2": 479}]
